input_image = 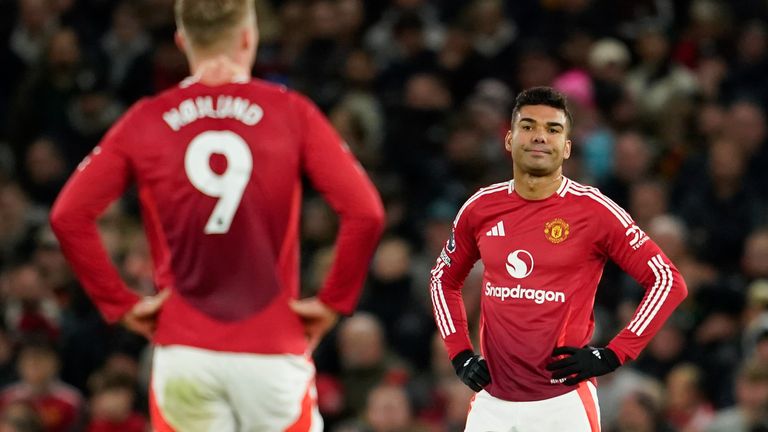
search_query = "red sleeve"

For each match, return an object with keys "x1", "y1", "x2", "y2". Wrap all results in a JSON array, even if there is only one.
[
  {"x1": 294, "y1": 93, "x2": 385, "y2": 315},
  {"x1": 430, "y1": 193, "x2": 481, "y2": 360},
  {"x1": 50, "y1": 103, "x2": 146, "y2": 323},
  {"x1": 593, "y1": 200, "x2": 688, "y2": 364}
]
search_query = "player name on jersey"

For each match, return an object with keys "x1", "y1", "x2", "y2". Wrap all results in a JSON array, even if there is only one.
[{"x1": 163, "y1": 95, "x2": 264, "y2": 131}]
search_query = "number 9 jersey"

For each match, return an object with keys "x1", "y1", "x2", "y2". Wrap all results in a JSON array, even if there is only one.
[{"x1": 50, "y1": 79, "x2": 385, "y2": 354}]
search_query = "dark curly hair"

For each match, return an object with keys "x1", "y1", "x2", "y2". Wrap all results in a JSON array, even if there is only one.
[{"x1": 511, "y1": 87, "x2": 573, "y2": 131}]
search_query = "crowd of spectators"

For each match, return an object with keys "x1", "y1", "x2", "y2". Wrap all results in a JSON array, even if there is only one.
[{"x1": 1, "y1": 0, "x2": 768, "y2": 431}]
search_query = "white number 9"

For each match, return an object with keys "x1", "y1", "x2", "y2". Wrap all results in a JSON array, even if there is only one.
[{"x1": 184, "y1": 131, "x2": 253, "y2": 234}]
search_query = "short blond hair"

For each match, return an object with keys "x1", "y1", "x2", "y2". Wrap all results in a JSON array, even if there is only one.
[{"x1": 175, "y1": 0, "x2": 253, "y2": 50}]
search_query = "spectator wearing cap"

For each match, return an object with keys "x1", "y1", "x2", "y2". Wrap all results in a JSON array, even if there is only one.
[
  {"x1": 589, "y1": 37, "x2": 636, "y2": 130},
  {"x1": 589, "y1": 38, "x2": 631, "y2": 85}
]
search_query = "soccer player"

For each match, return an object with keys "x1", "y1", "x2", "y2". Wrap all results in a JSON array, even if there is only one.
[
  {"x1": 49, "y1": 0, "x2": 385, "y2": 430},
  {"x1": 430, "y1": 87, "x2": 687, "y2": 431}
]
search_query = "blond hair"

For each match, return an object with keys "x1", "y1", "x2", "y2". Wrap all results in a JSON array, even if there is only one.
[{"x1": 175, "y1": 0, "x2": 253, "y2": 50}]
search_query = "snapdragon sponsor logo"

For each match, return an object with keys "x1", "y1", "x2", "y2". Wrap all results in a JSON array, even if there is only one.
[
  {"x1": 506, "y1": 250, "x2": 534, "y2": 279},
  {"x1": 485, "y1": 282, "x2": 565, "y2": 304}
]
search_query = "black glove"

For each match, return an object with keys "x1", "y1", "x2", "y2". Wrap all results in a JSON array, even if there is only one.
[
  {"x1": 546, "y1": 346, "x2": 620, "y2": 386},
  {"x1": 452, "y1": 350, "x2": 491, "y2": 392}
]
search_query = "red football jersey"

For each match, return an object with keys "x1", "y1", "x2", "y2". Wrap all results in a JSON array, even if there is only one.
[
  {"x1": 51, "y1": 78, "x2": 385, "y2": 354},
  {"x1": 431, "y1": 178, "x2": 687, "y2": 401}
]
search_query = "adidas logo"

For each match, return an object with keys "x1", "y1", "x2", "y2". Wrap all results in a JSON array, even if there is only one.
[
  {"x1": 592, "y1": 349, "x2": 601, "y2": 359},
  {"x1": 486, "y1": 221, "x2": 505, "y2": 237}
]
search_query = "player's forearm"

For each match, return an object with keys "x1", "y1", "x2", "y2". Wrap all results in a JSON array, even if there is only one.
[
  {"x1": 50, "y1": 209, "x2": 141, "y2": 323},
  {"x1": 607, "y1": 265, "x2": 688, "y2": 363},
  {"x1": 317, "y1": 204, "x2": 385, "y2": 314},
  {"x1": 444, "y1": 333, "x2": 474, "y2": 360},
  {"x1": 430, "y1": 262, "x2": 474, "y2": 358},
  {"x1": 428, "y1": 220, "x2": 482, "y2": 358}
]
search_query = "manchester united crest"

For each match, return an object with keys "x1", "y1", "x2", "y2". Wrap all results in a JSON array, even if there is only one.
[{"x1": 544, "y1": 218, "x2": 570, "y2": 244}]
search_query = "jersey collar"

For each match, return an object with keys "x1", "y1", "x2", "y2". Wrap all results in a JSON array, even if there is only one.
[{"x1": 508, "y1": 177, "x2": 571, "y2": 198}]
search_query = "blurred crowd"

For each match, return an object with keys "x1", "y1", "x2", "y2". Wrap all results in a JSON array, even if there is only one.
[{"x1": 1, "y1": 0, "x2": 768, "y2": 431}]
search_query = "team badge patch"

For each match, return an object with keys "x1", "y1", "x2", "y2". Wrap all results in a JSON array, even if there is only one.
[
  {"x1": 446, "y1": 229, "x2": 456, "y2": 253},
  {"x1": 544, "y1": 218, "x2": 570, "y2": 244}
]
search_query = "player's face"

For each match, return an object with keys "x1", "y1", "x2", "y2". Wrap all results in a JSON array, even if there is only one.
[{"x1": 505, "y1": 105, "x2": 572, "y2": 176}]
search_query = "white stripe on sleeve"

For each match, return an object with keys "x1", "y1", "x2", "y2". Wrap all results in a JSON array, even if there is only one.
[
  {"x1": 636, "y1": 256, "x2": 673, "y2": 335},
  {"x1": 628, "y1": 254, "x2": 672, "y2": 335}
]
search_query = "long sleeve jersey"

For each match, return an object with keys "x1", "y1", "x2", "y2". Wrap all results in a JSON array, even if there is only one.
[
  {"x1": 51, "y1": 78, "x2": 385, "y2": 355},
  {"x1": 431, "y1": 178, "x2": 687, "y2": 401}
]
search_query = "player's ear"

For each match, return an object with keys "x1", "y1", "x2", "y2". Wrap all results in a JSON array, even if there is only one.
[
  {"x1": 563, "y1": 139, "x2": 572, "y2": 160},
  {"x1": 174, "y1": 30, "x2": 187, "y2": 53},
  {"x1": 242, "y1": 24, "x2": 257, "y2": 52},
  {"x1": 504, "y1": 130, "x2": 513, "y2": 152}
]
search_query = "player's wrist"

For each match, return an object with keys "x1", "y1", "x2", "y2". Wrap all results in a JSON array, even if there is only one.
[
  {"x1": 451, "y1": 350, "x2": 476, "y2": 373},
  {"x1": 314, "y1": 295, "x2": 349, "y2": 317},
  {"x1": 605, "y1": 342, "x2": 630, "y2": 365},
  {"x1": 601, "y1": 347, "x2": 621, "y2": 371}
]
